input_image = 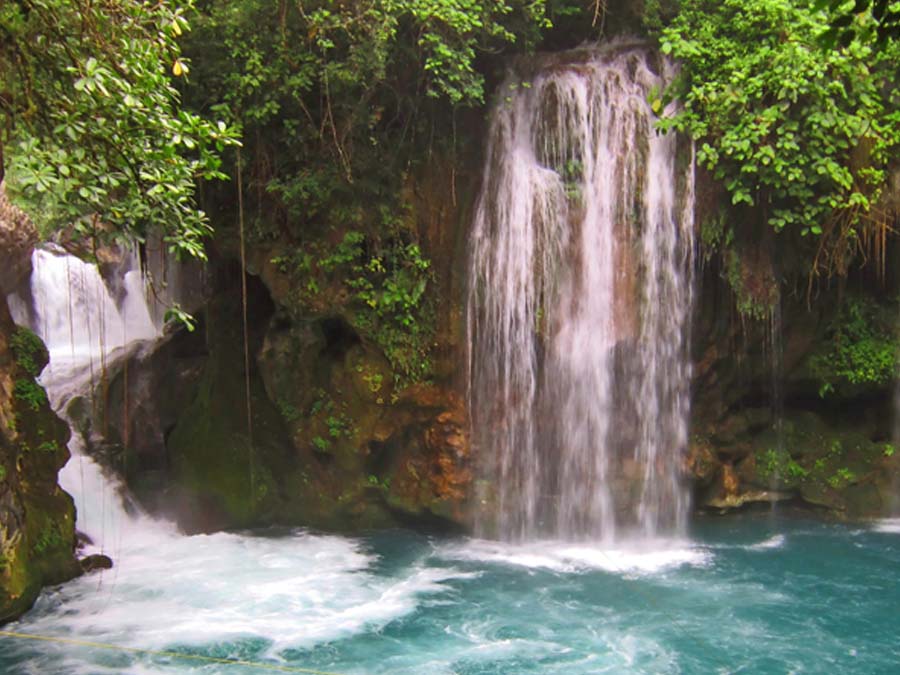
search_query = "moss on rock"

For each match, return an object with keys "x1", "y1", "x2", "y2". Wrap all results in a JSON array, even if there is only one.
[
  {"x1": 1, "y1": 298, "x2": 80, "y2": 623},
  {"x1": 165, "y1": 278, "x2": 291, "y2": 531}
]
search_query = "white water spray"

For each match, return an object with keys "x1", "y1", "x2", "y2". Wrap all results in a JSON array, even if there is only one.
[{"x1": 467, "y1": 44, "x2": 695, "y2": 541}]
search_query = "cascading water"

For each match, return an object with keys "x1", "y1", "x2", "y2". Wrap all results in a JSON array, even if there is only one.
[
  {"x1": 8, "y1": 245, "x2": 165, "y2": 546},
  {"x1": 467, "y1": 44, "x2": 695, "y2": 541}
]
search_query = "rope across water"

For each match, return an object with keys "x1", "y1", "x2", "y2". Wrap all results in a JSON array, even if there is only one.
[{"x1": 0, "y1": 630, "x2": 348, "y2": 675}]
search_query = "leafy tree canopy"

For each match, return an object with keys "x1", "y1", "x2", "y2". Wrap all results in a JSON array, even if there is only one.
[
  {"x1": 183, "y1": 0, "x2": 551, "y2": 234},
  {"x1": 817, "y1": 0, "x2": 900, "y2": 46},
  {"x1": 1, "y1": 0, "x2": 239, "y2": 259},
  {"x1": 660, "y1": 0, "x2": 900, "y2": 276}
]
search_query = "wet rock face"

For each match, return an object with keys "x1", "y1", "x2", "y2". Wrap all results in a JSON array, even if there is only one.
[
  {"x1": 687, "y1": 255, "x2": 900, "y2": 519},
  {"x1": 691, "y1": 404, "x2": 899, "y2": 518},
  {"x1": 1, "y1": 188, "x2": 81, "y2": 622},
  {"x1": 251, "y1": 312, "x2": 473, "y2": 531},
  {"x1": 82, "y1": 252, "x2": 474, "y2": 533},
  {"x1": 67, "y1": 320, "x2": 208, "y2": 511},
  {"x1": 0, "y1": 297, "x2": 80, "y2": 623}
]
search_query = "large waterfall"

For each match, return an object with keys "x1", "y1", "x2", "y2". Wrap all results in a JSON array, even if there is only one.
[{"x1": 467, "y1": 44, "x2": 695, "y2": 541}]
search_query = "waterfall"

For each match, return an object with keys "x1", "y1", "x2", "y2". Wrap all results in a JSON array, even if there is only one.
[
  {"x1": 467, "y1": 44, "x2": 695, "y2": 541},
  {"x1": 7, "y1": 246, "x2": 171, "y2": 547}
]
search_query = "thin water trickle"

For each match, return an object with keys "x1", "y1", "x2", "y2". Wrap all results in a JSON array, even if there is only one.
[
  {"x1": 767, "y1": 296, "x2": 786, "y2": 514},
  {"x1": 467, "y1": 45, "x2": 695, "y2": 541}
]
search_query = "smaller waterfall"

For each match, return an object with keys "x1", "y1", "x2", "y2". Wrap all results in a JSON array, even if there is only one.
[
  {"x1": 8, "y1": 246, "x2": 169, "y2": 547},
  {"x1": 467, "y1": 44, "x2": 695, "y2": 542}
]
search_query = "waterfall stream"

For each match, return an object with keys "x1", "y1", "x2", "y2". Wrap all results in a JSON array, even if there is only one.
[
  {"x1": 8, "y1": 246, "x2": 167, "y2": 548},
  {"x1": 467, "y1": 44, "x2": 695, "y2": 541}
]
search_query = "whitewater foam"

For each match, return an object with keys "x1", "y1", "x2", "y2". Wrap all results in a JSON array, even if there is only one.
[
  {"x1": 438, "y1": 538, "x2": 711, "y2": 575},
  {"x1": 17, "y1": 532, "x2": 469, "y2": 658},
  {"x1": 745, "y1": 534, "x2": 786, "y2": 550},
  {"x1": 872, "y1": 518, "x2": 900, "y2": 533}
]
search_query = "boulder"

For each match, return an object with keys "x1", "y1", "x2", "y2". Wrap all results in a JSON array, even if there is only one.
[{"x1": 80, "y1": 554, "x2": 113, "y2": 574}]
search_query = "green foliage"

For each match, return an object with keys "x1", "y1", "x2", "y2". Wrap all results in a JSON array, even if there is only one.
[
  {"x1": 699, "y1": 213, "x2": 733, "y2": 260},
  {"x1": 277, "y1": 400, "x2": 302, "y2": 424},
  {"x1": 164, "y1": 304, "x2": 198, "y2": 332},
  {"x1": 13, "y1": 379, "x2": 48, "y2": 412},
  {"x1": 757, "y1": 448, "x2": 782, "y2": 478},
  {"x1": 279, "y1": 223, "x2": 436, "y2": 386},
  {"x1": 1, "y1": 0, "x2": 239, "y2": 258},
  {"x1": 181, "y1": 0, "x2": 553, "y2": 252},
  {"x1": 660, "y1": 0, "x2": 900, "y2": 274},
  {"x1": 326, "y1": 414, "x2": 352, "y2": 439},
  {"x1": 309, "y1": 389, "x2": 330, "y2": 417},
  {"x1": 0, "y1": 465, "x2": 6, "y2": 482},
  {"x1": 8, "y1": 328, "x2": 45, "y2": 377},
  {"x1": 786, "y1": 458, "x2": 809, "y2": 479},
  {"x1": 723, "y1": 249, "x2": 778, "y2": 321},
  {"x1": 560, "y1": 158, "x2": 584, "y2": 202},
  {"x1": 817, "y1": 0, "x2": 900, "y2": 47},
  {"x1": 363, "y1": 371, "x2": 384, "y2": 395},
  {"x1": 35, "y1": 441, "x2": 60, "y2": 454},
  {"x1": 810, "y1": 297, "x2": 898, "y2": 397},
  {"x1": 884, "y1": 443, "x2": 896, "y2": 457},
  {"x1": 306, "y1": 389, "x2": 356, "y2": 452},
  {"x1": 183, "y1": 2, "x2": 552, "y2": 384},
  {"x1": 191, "y1": 0, "x2": 547, "y2": 115},
  {"x1": 828, "y1": 466, "x2": 857, "y2": 488},
  {"x1": 367, "y1": 474, "x2": 391, "y2": 490},
  {"x1": 757, "y1": 448, "x2": 809, "y2": 480}
]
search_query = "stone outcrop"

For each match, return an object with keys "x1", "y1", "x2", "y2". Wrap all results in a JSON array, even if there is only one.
[
  {"x1": 0, "y1": 299, "x2": 80, "y2": 623},
  {"x1": 687, "y1": 239, "x2": 900, "y2": 518},
  {"x1": 0, "y1": 183, "x2": 80, "y2": 623},
  {"x1": 0, "y1": 183, "x2": 39, "y2": 296},
  {"x1": 82, "y1": 214, "x2": 475, "y2": 532},
  {"x1": 80, "y1": 553, "x2": 113, "y2": 574}
]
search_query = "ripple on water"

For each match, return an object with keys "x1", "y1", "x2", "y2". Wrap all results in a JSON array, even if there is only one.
[{"x1": 5, "y1": 524, "x2": 900, "y2": 675}]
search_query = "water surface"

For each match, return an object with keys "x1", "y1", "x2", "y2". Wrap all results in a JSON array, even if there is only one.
[{"x1": 3, "y1": 516, "x2": 898, "y2": 674}]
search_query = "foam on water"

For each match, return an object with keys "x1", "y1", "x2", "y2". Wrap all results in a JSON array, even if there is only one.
[
  {"x1": 17, "y1": 531, "x2": 468, "y2": 659},
  {"x1": 872, "y1": 518, "x2": 900, "y2": 533},
  {"x1": 745, "y1": 533, "x2": 786, "y2": 550},
  {"x1": 4, "y1": 520, "x2": 900, "y2": 674},
  {"x1": 438, "y1": 538, "x2": 711, "y2": 575}
]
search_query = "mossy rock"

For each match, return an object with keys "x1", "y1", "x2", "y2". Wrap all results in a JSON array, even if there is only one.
[
  {"x1": 1, "y1": 305, "x2": 80, "y2": 623},
  {"x1": 166, "y1": 288, "x2": 291, "y2": 530}
]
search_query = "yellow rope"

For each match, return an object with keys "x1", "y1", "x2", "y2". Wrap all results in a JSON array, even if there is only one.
[{"x1": 0, "y1": 630, "x2": 347, "y2": 675}]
